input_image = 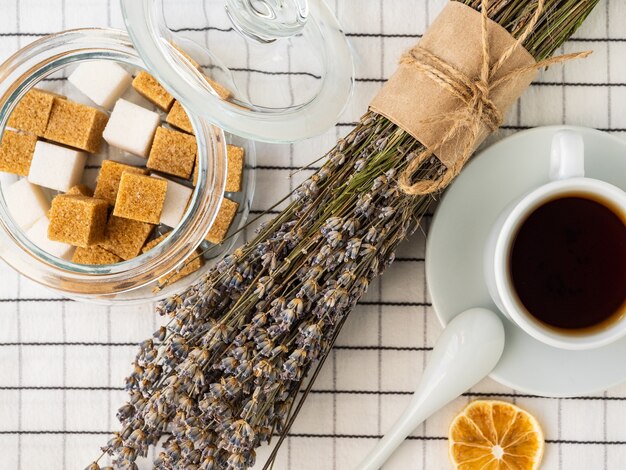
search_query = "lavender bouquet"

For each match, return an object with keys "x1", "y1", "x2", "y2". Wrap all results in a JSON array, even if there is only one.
[{"x1": 90, "y1": 1, "x2": 599, "y2": 468}]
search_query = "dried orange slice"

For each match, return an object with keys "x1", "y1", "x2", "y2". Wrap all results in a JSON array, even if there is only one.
[{"x1": 448, "y1": 400, "x2": 544, "y2": 470}]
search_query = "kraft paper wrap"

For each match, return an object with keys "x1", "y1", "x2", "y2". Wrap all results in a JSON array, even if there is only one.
[{"x1": 369, "y1": 2, "x2": 537, "y2": 168}]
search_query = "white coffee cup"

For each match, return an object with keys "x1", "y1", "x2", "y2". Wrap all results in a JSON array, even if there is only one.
[{"x1": 484, "y1": 130, "x2": 626, "y2": 350}]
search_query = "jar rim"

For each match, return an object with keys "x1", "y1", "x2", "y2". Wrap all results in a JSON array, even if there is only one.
[{"x1": 0, "y1": 28, "x2": 228, "y2": 299}]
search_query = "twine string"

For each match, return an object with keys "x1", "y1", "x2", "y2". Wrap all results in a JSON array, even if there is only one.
[{"x1": 397, "y1": 0, "x2": 592, "y2": 195}]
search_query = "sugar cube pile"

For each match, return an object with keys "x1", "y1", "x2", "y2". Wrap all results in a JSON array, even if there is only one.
[{"x1": 0, "y1": 55, "x2": 241, "y2": 286}]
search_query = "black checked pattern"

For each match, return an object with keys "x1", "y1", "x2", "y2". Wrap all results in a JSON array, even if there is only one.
[{"x1": 0, "y1": 0, "x2": 626, "y2": 469}]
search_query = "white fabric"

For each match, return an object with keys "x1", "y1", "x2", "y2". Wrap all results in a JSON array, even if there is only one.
[{"x1": 1, "y1": 1, "x2": 626, "y2": 469}]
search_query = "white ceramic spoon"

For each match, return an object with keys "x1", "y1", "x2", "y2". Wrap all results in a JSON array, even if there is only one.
[{"x1": 356, "y1": 307, "x2": 505, "y2": 470}]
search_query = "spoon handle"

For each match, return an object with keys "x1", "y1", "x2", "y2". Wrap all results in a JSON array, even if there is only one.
[
  {"x1": 356, "y1": 403, "x2": 429, "y2": 470},
  {"x1": 354, "y1": 308, "x2": 505, "y2": 470}
]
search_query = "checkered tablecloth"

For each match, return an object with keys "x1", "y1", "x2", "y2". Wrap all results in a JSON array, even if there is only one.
[{"x1": 1, "y1": 0, "x2": 626, "y2": 469}]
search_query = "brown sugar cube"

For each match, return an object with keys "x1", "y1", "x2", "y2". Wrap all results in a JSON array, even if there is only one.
[
  {"x1": 72, "y1": 245, "x2": 122, "y2": 265},
  {"x1": 0, "y1": 130, "x2": 37, "y2": 176},
  {"x1": 7, "y1": 89, "x2": 57, "y2": 136},
  {"x1": 159, "y1": 252, "x2": 204, "y2": 286},
  {"x1": 169, "y1": 44, "x2": 232, "y2": 101},
  {"x1": 66, "y1": 184, "x2": 93, "y2": 197},
  {"x1": 205, "y1": 76, "x2": 233, "y2": 101},
  {"x1": 94, "y1": 160, "x2": 148, "y2": 205},
  {"x1": 205, "y1": 197, "x2": 238, "y2": 244},
  {"x1": 147, "y1": 127, "x2": 197, "y2": 179},
  {"x1": 192, "y1": 155, "x2": 199, "y2": 185},
  {"x1": 171, "y1": 43, "x2": 233, "y2": 100},
  {"x1": 132, "y1": 71, "x2": 175, "y2": 111},
  {"x1": 100, "y1": 215, "x2": 153, "y2": 260},
  {"x1": 142, "y1": 231, "x2": 171, "y2": 254},
  {"x1": 44, "y1": 98, "x2": 109, "y2": 153},
  {"x1": 226, "y1": 144, "x2": 245, "y2": 192},
  {"x1": 165, "y1": 81, "x2": 232, "y2": 135},
  {"x1": 171, "y1": 43, "x2": 201, "y2": 69},
  {"x1": 166, "y1": 100, "x2": 194, "y2": 135},
  {"x1": 113, "y1": 172, "x2": 167, "y2": 224},
  {"x1": 48, "y1": 195, "x2": 108, "y2": 247},
  {"x1": 141, "y1": 230, "x2": 204, "y2": 285}
]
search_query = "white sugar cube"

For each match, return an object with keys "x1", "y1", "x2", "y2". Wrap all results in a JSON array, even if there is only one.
[
  {"x1": 103, "y1": 99, "x2": 160, "y2": 157},
  {"x1": 28, "y1": 141, "x2": 87, "y2": 192},
  {"x1": 26, "y1": 217, "x2": 74, "y2": 259},
  {"x1": 3, "y1": 178, "x2": 50, "y2": 229},
  {"x1": 154, "y1": 175, "x2": 193, "y2": 228},
  {"x1": 68, "y1": 61, "x2": 132, "y2": 109}
]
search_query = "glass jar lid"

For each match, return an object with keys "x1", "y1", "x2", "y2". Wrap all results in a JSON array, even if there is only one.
[{"x1": 121, "y1": 0, "x2": 354, "y2": 143}]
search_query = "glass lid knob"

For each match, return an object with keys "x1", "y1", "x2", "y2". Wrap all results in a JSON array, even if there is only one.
[
  {"x1": 225, "y1": 0, "x2": 308, "y2": 43},
  {"x1": 121, "y1": 0, "x2": 355, "y2": 143}
]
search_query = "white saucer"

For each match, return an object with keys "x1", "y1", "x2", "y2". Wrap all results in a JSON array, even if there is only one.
[{"x1": 426, "y1": 126, "x2": 626, "y2": 397}]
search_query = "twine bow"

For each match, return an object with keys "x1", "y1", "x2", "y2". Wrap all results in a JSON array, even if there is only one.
[{"x1": 397, "y1": 0, "x2": 592, "y2": 196}]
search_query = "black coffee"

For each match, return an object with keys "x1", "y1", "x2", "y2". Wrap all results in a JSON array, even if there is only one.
[{"x1": 510, "y1": 195, "x2": 626, "y2": 330}]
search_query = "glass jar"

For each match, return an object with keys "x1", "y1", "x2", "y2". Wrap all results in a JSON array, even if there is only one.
[
  {"x1": 0, "y1": 28, "x2": 255, "y2": 304},
  {"x1": 0, "y1": 0, "x2": 354, "y2": 304}
]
